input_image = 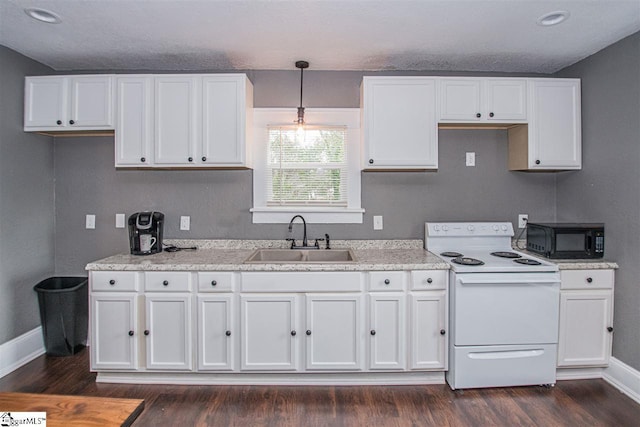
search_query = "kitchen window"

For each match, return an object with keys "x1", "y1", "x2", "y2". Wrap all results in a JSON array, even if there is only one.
[{"x1": 251, "y1": 108, "x2": 363, "y2": 223}]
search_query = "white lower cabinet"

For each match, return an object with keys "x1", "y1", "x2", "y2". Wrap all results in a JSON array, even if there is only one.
[
  {"x1": 145, "y1": 294, "x2": 193, "y2": 370},
  {"x1": 197, "y1": 295, "x2": 235, "y2": 371},
  {"x1": 557, "y1": 269, "x2": 614, "y2": 368},
  {"x1": 91, "y1": 293, "x2": 138, "y2": 370},
  {"x1": 240, "y1": 294, "x2": 300, "y2": 371},
  {"x1": 410, "y1": 291, "x2": 447, "y2": 370},
  {"x1": 305, "y1": 294, "x2": 363, "y2": 370},
  {"x1": 369, "y1": 294, "x2": 406, "y2": 370}
]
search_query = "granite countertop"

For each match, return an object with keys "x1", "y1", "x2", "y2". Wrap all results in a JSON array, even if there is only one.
[
  {"x1": 513, "y1": 244, "x2": 619, "y2": 270},
  {"x1": 86, "y1": 239, "x2": 450, "y2": 272}
]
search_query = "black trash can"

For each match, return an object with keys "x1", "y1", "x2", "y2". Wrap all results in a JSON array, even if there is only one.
[{"x1": 34, "y1": 277, "x2": 88, "y2": 356}]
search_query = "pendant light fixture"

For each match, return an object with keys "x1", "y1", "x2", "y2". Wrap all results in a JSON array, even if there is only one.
[{"x1": 295, "y1": 60, "x2": 309, "y2": 130}]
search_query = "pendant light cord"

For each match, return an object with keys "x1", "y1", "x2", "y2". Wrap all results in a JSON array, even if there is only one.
[{"x1": 299, "y1": 66, "x2": 304, "y2": 109}]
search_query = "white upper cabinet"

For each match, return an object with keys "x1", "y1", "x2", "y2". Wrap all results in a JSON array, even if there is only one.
[
  {"x1": 361, "y1": 77, "x2": 438, "y2": 169},
  {"x1": 201, "y1": 75, "x2": 253, "y2": 166},
  {"x1": 25, "y1": 75, "x2": 114, "y2": 131},
  {"x1": 439, "y1": 78, "x2": 527, "y2": 122},
  {"x1": 115, "y1": 76, "x2": 154, "y2": 166},
  {"x1": 154, "y1": 75, "x2": 200, "y2": 166},
  {"x1": 524, "y1": 79, "x2": 581, "y2": 170}
]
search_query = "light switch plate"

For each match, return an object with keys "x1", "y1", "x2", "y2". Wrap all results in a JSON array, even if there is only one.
[
  {"x1": 180, "y1": 216, "x2": 191, "y2": 231},
  {"x1": 373, "y1": 215, "x2": 383, "y2": 230},
  {"x1": 115, "y1": 213, "x2": 125, "y2": 228},
  {"x1": 86, "y1": 214, "x2": 96, "y2": 229},
  {"x1": 466, "y1": 152, "x2": 476, "y2": 167}
]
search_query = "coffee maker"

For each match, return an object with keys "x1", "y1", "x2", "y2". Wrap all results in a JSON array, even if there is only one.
[{"x1": 128, "y1": 212, "x2": 164, "y2": 255}]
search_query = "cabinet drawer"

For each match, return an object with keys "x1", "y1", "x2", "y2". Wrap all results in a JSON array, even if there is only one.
[
  {"x1": 198, "y1": 272, "x2": 235, "y2": 292},
  {"x1": 369, "y1": 271, "x2": 405, "y2": 291},
  {"x1": 91, "y1": 271, "x2": 139, "y2": 291},
  {"x1": 241, "y1": 272, "x2": 362, "y2": 292},
  {"x1": 411, "y1": 270, "x2": 447, "y2": 290},
  {"x1": 145, "y1": 272, "x2": 192, "y2": 292},
  {"x1": 561, "y1": 270, "x2": 614, "y2": 290}
]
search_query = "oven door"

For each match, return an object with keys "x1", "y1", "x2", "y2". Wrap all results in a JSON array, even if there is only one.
[{"x1": 452, "y1": 272, "x2": 560, "y2": 346}]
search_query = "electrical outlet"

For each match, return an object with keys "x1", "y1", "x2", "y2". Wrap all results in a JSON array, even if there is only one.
[
  {"x1": 180, "y1": 216, "x2": 191, "y2": 231},
  {"x1": 373, "y1": 215, "x2": 383, "y2": 230},
  {"x1": 86, "y1": 214, "x2": 96, "y2": 229},
  {"x1": 518, "y1": 214, "x2": 529, "y2": 228},
  {"x1": 115, "y1": 213, "x2": 125, "y2": 228},
  {"x1": 466, "y1": 152, "x2": 476, "y2": 167}
]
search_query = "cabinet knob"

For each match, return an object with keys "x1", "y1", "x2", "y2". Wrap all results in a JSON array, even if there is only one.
[
  {"x1": 370, "y1": 330, "x2": 376, "y2": 336},
  {"x1": 69, "y1": 119, "x2": 75, "y2": 125},
  {"x1": 109, "y1": 279, "x2": 116, "y2": 285},
  {"x1": 290, "y1": 330, "x2": 297, "y2": 336},
  {"x1": 140, "y1": 157, "x2": 146, "y2": 163},
  {"x1": 144, "y1": 330, "x2": 150, "y2": 336},
  {"x1": 56, "y1": 120, "x2": 62, "y2": 125},
  {"x1": 211, "y1": 280, "x2": 217, "y2": 286},
  {"x1": 163, "y1": 280, "x2": 169, "y2": 286},
  {"x1": 586, "y1": 277, "x2": 593, "y2": 283},
  {"x1": 225, "y1": 330, "x2": 231, "y2": 336},
  {"x1": 440, "y1": 329, "x2": 446, "y2": 335},
  {"x1": 306, "y1": 330, "x2": 312, "y2": 336},
  {"x1": 188, "y1": 157, "x2": 193, "y2": 162},
  {"x1": 607, "y1": 327, "x2": 613, "y2": 332},
  {"x1": 128, "y1": 330, "x2": 134, "y2": 336},
  {"x1": 384, "y1": 279, "x2": 390, "y2": 285},
  {"x1": 369, "y1": 159, "x2": 374, "y2": 164},
  {"x1": 202, "y1": 156, "x2": 207, "y2": 162},
  {"x1": 476, "y1": 113, "x2": 481, "y2": 118},
  {"x1": 535, "y1": 160, "x2": 541, "y2": 165},
  {"x1": 426, "y1": 278, "x2": 433, "y2": 284},
  {"x1": 489, "y1": 112, "x2": 495, "y2": 118}
]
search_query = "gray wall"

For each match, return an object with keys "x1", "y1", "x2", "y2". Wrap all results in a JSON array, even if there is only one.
[
  {"x1": 0, "y1": 46, "x2": 55, "y2": 344},
  {"x1": 555, "y1": 32, "x2": 640, "y2": 371},
  {"x1": 53, "y1": 70, "x2": 558, "y2": 274}
]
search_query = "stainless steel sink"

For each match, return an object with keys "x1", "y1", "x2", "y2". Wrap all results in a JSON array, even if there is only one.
[{"x1": 244, "y1": 248, "x2": 356, "y2": 263}]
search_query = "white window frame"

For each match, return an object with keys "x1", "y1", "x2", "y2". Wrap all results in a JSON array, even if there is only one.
[{"x1": 251, "y1": 108, "x2": 364, "y2": 224}]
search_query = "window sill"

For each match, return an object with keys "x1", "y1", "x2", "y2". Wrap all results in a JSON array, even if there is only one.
[{"x1": 250, "y1": 207, "x2": 365, "y2": 224}]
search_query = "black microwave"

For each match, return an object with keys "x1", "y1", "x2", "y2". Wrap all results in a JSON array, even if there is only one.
[{"x1": 526, "y1": 223, "x2": 604, "y2": 259}]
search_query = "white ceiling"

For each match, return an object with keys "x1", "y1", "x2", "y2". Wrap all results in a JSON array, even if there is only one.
[{"x1": 1, "y1": 0, "x2": 639, "y2": 73}]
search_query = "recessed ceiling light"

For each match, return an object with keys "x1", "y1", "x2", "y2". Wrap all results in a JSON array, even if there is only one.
[
  {"x1": 24, "y1": 7, "x2": 62, "y2": 24},
  {"x1": 537, "y1": 10, "x2": 570, "y2": 27}
]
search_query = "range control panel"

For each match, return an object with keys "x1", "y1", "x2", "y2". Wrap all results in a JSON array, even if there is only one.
[{"x1": 425, "y1": 222, "x2": 514, "y2": 237}]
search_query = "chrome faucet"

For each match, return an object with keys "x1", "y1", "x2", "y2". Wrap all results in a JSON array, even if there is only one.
[{"x1": 287, "y1": 215, "x2": 310, "y2": 249}]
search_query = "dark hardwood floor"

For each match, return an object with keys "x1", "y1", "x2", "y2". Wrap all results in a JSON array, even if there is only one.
[{"x1": 1, "y1": 349, "x2": 638, "y2": 426}]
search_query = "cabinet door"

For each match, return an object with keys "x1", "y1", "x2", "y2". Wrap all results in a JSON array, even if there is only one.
[
  {"x1": 369, "y1": 294, "x2": 406, "y2": 370},
  {"x1": 410, "y1": 291, "x2": 447, "y2": 370},
  {"x1": 485, "y1": 79, "x2": 527, "y2": 121},
  {"x1": 439, "y1": 79, "x2": 482, "y2": 121},
  {"x1": 201, "y1": 75, "x2": 247, "y2": 165},
  {"x1": 362, "y1": 77, "x2": 438, "y2": 169},
  {"x1": 558, "y1": 290, "x2": 613, "y2": 367},
  {"x1": 528, "y1": 79, "x2": 581, "y2": 169},
  {"x1": 91, "y1": 294, "x2": 138, "y2": 370},
  {"x1": 240, "y1": 295, "x2": 299, "y2": 371},
  {"x1": 69, "y1": 76, "x2": 114, "y2": 128},
  {"x1": 24, "y1": 76, "x2": 68, "y2": 129},
  {"x1": 115, "y1": 76, "x2": 153, "y2": 166},
  {"x1": 154, "y1": 76, "x2": 199, "y2": 165},
  {"x1": 197, "y1": 295, "x2": 235, "y2": 371},
  {"x1": 145, "y1": 294, "x2": 193, "y2": 370},
  {"x1": 305, "y1": 294, "x2": 363, "y2": 370}
]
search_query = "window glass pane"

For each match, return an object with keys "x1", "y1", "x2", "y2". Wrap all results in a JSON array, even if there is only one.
[{"x1": 267, "y1": 126, "x2": 347, "y2": 206}]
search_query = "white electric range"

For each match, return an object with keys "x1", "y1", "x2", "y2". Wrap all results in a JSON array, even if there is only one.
[{"x1": 425, "y1": 222, "x2": 560, "y2": 390}]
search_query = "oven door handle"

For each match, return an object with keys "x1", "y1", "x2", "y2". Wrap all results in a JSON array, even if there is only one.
[{"x1": 458, "y1": 278, "x2": 560, "y2": 285}]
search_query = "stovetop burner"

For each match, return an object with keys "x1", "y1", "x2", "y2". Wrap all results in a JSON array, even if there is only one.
[
  {"x1": 491, "y1": 251, "x2": 522, "y2": 259},
  {"x1": 441, "y1": 251, "x2": 463, "y2": 257},
  {"x1": 513, "y1": 258, "x2": 542, "y2": 266},
  {"x1": 452, "y1": 256, "x2": 485, "y2": 266}
]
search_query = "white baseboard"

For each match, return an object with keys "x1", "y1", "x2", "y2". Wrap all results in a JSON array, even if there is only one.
[
  {"x1": 603, "y1": 357, "x2": 640, "y2": 405},
  {"x1": 0, "y1": 327, "x2": 45, "y2": 379}
]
